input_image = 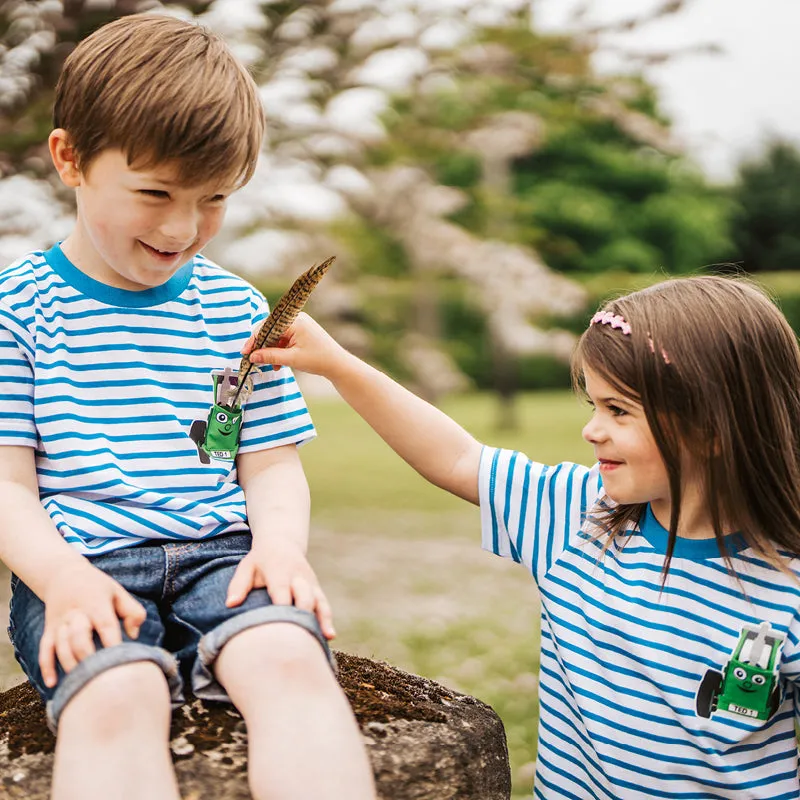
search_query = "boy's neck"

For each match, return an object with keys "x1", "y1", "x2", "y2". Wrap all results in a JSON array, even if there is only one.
[{"x1": 61, "y1": 230, "x2": 155, "y2": 292}]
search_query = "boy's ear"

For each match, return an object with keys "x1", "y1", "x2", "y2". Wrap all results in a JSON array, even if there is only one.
[{"x1": 48, "y1": 129, "x2": 82, "y2": 188}]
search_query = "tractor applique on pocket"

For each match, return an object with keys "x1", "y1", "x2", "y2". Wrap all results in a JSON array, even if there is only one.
[
  {"x1": 695, "y1": 621, "x2": 784, "y2": 722},
  {"x1": 189, "y1": 368, "x2": 243, "y2": 464}
]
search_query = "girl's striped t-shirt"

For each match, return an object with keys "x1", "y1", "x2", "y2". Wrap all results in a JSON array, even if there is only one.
[
  {"x1": 480, "y1": 446, "x2": 800, "y2": 800},
  {"x1": 0, "y1": 245, "x2": 316, "y2": 556}
]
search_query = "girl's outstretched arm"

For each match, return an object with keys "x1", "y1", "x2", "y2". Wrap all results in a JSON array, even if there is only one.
[{"x1": 243, "y1": 313, "x2": 482, "y2": 504}]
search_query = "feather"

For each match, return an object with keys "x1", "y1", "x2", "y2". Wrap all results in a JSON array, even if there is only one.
[{"x1": 231, "y1": 255, "x2": 336, "y2": 407}]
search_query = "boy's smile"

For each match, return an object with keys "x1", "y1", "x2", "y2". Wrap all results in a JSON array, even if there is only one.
[{"x1": 50, "y1": 136, "x2": 235, "y2": 291}]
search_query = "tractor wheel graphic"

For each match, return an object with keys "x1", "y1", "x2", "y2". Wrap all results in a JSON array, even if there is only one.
[
  {"x1": 189, "y1": 420, "x2": 211, "y2": 465},
  {"x1": 767, "y1": 684, "x2": 781, "y2": 719},
  {"x1": 696, "y1": 669, "x2": 723, "y2": 718}
]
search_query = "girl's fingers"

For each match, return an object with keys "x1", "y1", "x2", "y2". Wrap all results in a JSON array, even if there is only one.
[
  {"x1": 240, "y1": 334, "x2": 255, "y2": 355},
  {"x1": 250, "y1": 348, "x2": 290, "y2": 366}
]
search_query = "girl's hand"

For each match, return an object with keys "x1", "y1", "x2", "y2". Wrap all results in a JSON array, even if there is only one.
[
  {"x1": 225, "y1": 536, "x2": 335, "y2": 640},
  {"x1": 241, "y1": 312, "x2": 350, "y2": 380},
  {"x1": 39, "y1": 563, "x2": 146, "y2": 687}
]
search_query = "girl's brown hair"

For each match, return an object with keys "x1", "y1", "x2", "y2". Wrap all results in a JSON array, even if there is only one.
[
  {"x1": 53, "y1": 13, "x2": 264, "y2": 187},
  {"x1": 572, "y1": 275, "x2": 800, "y2": 579}
]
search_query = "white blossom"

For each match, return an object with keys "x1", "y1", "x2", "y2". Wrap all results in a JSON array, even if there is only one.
[
  {"x1": 0, "y1": 175, "x2": 72, "y2": 265},
  {"x1": 349, "y1": 46, "x2": 429, "y2": 91}
]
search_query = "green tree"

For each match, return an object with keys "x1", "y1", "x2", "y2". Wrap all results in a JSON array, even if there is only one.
[
  {"x1": 0, "y1": 0, "x2": 736, "y2": 402},
  {"x1": 375, "y1": 23, "x2": 734, "y2": 277},
  {"x1": 730, "y1": 141, "x2": 800, "y2": 272}
]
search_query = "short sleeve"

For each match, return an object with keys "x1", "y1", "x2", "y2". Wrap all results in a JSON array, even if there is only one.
[
  {"x1": 0, "y1": 301, "x2": 36, "y2": 447},
  {"x1": 479, "y1": 446, "x2": 601, "y2": 582},
  {"x1": 237, "y1": 296, "x2": 315, "y2": 453}
]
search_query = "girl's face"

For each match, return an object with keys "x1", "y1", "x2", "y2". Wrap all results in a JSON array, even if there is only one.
[{"x1": 581, "y1": 367, "x2": 671, "y2": 516}]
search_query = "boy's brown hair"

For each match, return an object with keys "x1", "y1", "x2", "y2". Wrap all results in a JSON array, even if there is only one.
[
  {"x1": 53, "y1": 13, "x2": 264, "y2": 187},
  {"x1": 572, "y1": 275, "x2": 800, "y2": 580}
]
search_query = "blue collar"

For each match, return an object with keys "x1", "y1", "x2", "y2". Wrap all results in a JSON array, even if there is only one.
[
  {"x1": 638, "y1": 504, "x2": 748, "y2": 561},
  {"x1": 45, "y1": 243, "x2": 194, "y2": 308}
]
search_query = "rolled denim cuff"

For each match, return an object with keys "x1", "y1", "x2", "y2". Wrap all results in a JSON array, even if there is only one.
[
  {"x1": 46, "y1": 642, "x2": 183, "y2": 733},
  {"x1": 192, "y1": 605, "x2": 334, "y2": 702}
]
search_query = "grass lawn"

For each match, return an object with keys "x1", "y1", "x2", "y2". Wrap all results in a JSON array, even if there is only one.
[
  {"x1": 0, "y1": 388, "x2": 594, "y2": 798},
  {"x1": 301, "y1": 388, "x2": 593, "y2": 798},
  {"x1": 302, "y1": 389, "x2": 592, "y2": 526}
]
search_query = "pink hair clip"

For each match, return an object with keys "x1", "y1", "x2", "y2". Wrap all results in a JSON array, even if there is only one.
[{"x1": 590, "y1": 311, "x2": 631, "y2": 336}]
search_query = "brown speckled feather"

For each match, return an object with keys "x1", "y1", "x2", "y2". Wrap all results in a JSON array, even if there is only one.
[{"x1": 231, "y1": 255, "x2": 335, "y2": 407}]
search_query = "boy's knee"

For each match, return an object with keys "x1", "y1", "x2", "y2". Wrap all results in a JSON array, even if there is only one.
[
  {"x1": 59, "y1": 660, "x2": 171, "y2": 737},
  {"x1": 219, "y1": 622, "x2": 331, "y2": 684}
]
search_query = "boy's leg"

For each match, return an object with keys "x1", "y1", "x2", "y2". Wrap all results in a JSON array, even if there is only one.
[
  {"x1": 8, "y1": 545, "x2": 185, "y2": 800},
  {"x1": 52, "y1": 660, "x2": 180, "y2": 800},
  {"x1": 214, "y1": 622, "x2": 376, "y2": 800},
  {"x1": 163, "y1": 534, "x2": 376, "y2": 800}
]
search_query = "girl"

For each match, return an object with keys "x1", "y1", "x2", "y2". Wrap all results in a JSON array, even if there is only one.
[{"x1": 243, "y1": 275, "x2": 800, "y2": 799}]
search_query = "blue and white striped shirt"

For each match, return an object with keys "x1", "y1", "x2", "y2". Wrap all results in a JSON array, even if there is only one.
[
  {"x1": 480, "y1": 446, "x2": 800, "y2": 800},
  {"x1": 0, "y1": 245, "x2": 315, "y2": 556}
]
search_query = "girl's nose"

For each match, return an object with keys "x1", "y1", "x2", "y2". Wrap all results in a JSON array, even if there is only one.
[{"x1": 582, "y1": 417, "x2": 606, "y2": 445}]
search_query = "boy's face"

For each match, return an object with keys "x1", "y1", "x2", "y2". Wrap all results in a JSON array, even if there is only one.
[{"x1": 53, "y1": 138, "x2": 235, "y2": 290}]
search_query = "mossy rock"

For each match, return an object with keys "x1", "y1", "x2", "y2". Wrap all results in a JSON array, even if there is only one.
[{"x1": 0, "y1": 651, "x2": 511, "y2": 799}]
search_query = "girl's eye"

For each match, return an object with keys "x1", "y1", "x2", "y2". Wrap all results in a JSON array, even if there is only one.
[{"x1": 608, "y1": 405, "x2": 627, "y2": 417}]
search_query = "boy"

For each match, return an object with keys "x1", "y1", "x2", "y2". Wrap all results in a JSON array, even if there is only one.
[{"x1": 0, "y1": 14, "x2": 375, "y2": 800}]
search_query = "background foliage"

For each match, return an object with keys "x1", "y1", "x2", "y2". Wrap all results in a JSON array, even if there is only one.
[
  {"x1": 6, "y1": 0, "x2": 800, "y2": 405},
  {"x1": 2, "y1": 2, "x2": 800, "y2": 797}
]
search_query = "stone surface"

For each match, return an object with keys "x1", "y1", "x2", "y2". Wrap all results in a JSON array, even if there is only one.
[{"x1": 0, "y1": 651, "x2": 511, "y2": 800}]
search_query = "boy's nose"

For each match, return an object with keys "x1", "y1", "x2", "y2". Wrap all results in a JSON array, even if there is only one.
[{"x1": 160, "y1": 209, "x2": 198, "y2": 247}]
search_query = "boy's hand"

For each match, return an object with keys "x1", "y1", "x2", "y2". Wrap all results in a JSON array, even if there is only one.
[
  {"x1": 39, "y1": 563, "x2": 146, "y2": 688},
  {"x1": 241, "y1": 312, "x2": 348, "y2": 379},
  {"x1": 225, "y1": 537, "x2": 335, "y2": 640}
]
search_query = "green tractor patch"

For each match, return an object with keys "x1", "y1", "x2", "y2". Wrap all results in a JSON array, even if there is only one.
[
  {"x1": 695, "y1": 621, "x2": 784, "y2": 722},
  {"x1": 189, "y1": 368, "x2": 244, "y2": 464}
]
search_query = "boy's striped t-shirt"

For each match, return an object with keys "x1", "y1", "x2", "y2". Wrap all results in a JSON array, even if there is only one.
[
  {"x1": 479, "y1": 446, "x2": 800, "y2": 800},
  {"x1": 0, "y1": 245, "x2": 316, "y2": 556}
]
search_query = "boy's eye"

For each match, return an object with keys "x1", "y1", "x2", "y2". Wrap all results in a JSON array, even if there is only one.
[
  {"x1": 209, "y1": 194, "x2": 227, "y2": 203},
  {"x1": 139, "y1": 189, "x2": 170, "y2": 199}
]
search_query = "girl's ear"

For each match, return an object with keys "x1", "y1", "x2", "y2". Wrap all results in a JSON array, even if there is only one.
[{"x1": 48, "y1": 128, "x2": 82, "y2": 188}]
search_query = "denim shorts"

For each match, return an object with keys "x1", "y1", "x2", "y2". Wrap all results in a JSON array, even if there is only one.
[{"x1": 8, "y1": 532, "x2": 332, "y2": 732}]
